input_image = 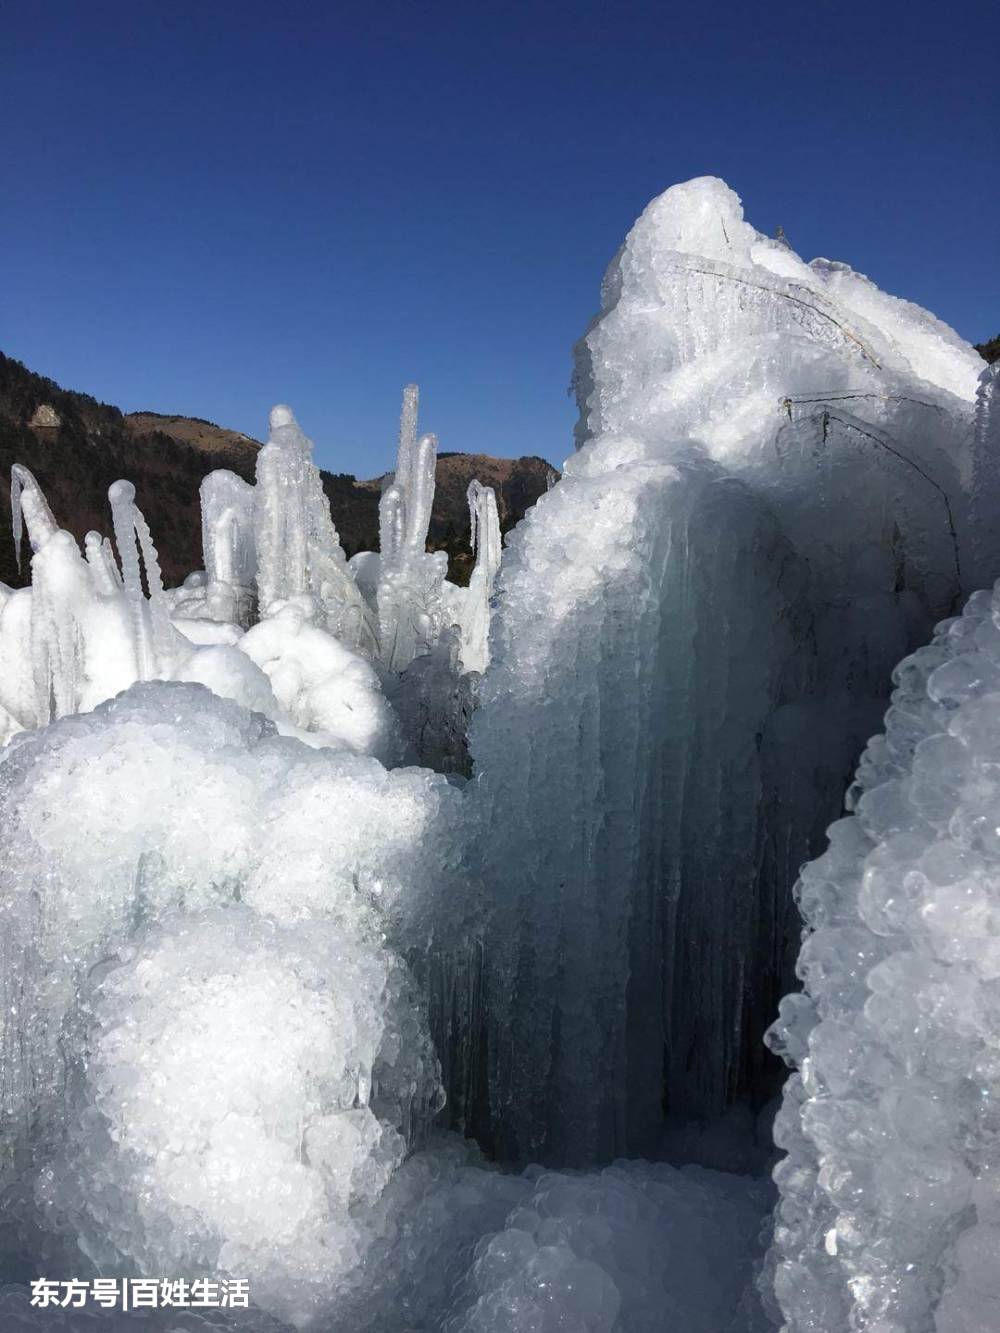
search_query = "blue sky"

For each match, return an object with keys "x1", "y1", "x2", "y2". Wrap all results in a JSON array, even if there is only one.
[{"x1": 2, "y1": 1, "x2": 996, "y2": 476}]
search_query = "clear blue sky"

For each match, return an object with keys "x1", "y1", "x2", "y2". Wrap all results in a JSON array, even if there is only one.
[{"x1": 2, "y1": 1, "x2": 996, "y2": 476}]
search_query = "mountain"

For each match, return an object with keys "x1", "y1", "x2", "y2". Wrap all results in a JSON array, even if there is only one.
[
  {"x1": 0, "y1": 353, "x2": 558, "y2": 589},
  {"x1": 976, "y1": 334, "x2": 1000, "y2": 365}
]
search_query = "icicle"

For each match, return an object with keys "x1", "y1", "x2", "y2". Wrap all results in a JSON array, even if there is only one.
[
  {"x1": 132, "y1": 501, "x2": 176, "y2": 668},
  {"x1": 200, "y1": 470, "x2": 256, "y2": 590},
  {"x1": 213, "y1": 509, "x2": 238, "y2": 584},
  {"x1": 970, "y1": 361, "x2": 1000, "y2": 588},
  {"x1": 460, "y1": 481, "x2": 501, "y2": 673},
  {"x1": 84, "y1": 532, "x2": 123, "y2": 596},
  {"x1": 378, "y1": 484, "x2": 405, "y2": 571},
  {"x1": 253, "y1": 405, "x2": 376, "y2": 652},
  {"x1": 376, "y1": 388, "x2": 449, "y2": 673},
  {"x1": 108, "y1": 481, "x2": 156, "y2": 681},
  {"x1": 395, "y1": 383, "x2": 420, "y2": 500},
  {"x1": 404, "y1": 434, "x2": 437, "y2": 556},
  {"x1": 468, "y1": 481, "x2": 501, "y2": 581},
  {"x1": 10, "y1": 465, "x2": 58, "y2": 573},
  {"x1": 378, "y1": 390, "x2": 434, "y2": 569}
]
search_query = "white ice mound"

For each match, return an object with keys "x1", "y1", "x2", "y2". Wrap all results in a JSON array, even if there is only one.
[
  {"x1": 471, "y1": 177, "x2": 995, "y2": 1164},
  {"x1": 765, "y1": 573, "x2": 1000, "y2": 1332},
  {"x1": 40, "y1": 907, "x2": 436, "y2": 1329},
  {"x1": 238, "y1": 598, "x2": 407, "y2": 762},
  {"x1": 578, "y1": 176, "x2": 985, "y2": 452},
  {"x1": 0, "y1": 681, "x2": 469, "y2": 1326}
]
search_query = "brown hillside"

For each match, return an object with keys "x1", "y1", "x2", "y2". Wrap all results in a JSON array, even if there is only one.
[{"x1": 125, "y1": 412, "x2": 261, "y2": 457}]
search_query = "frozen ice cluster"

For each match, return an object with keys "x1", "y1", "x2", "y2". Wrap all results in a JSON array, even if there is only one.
[
  {"x1": 0, "y1": 177, "x2": 997, "y2": 1331},
  {"x1": 0, "y1": 387, "x2": 502, "y2": 768},
  {"x1": 472, "y1": 176, "x2": 997, "y2": 1163}
]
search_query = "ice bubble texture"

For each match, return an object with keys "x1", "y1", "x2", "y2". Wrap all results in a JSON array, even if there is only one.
[
  {"x1": 0, "y1": 683, "x2": 448, "y2": 1328},
  {"x1": 766, "y1": 574, "x2": 1000, "y2": 1332}
]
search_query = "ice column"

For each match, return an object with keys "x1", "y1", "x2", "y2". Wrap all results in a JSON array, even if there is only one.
[
  {"x1": 109, "y1": 479, "x2": 178, "y2": 681},
  {"x1": 8, "y1": 468, "x2": 101, "y2": 725},
  {"x1": 199, "y1": 468, "x2": 258, "y2": 625},
  {"x1": 10, "y1": 463, "x2": 58, "y2": 571},
  {"x1": 460, "y1": 481, "x2": 501, "y2": 674},
  {"x1": 470, "y1": 438, "x2": 812, "y2": 1164},
  {"x1": 254, "y1": 405, "x2": 376, "y2": 654},
  {"x1": 377, "y1": 385, "x2": 448, "y2": 672},
  {"x1": 969, "y1": 360, "x2": 1000, "y2": 591}
]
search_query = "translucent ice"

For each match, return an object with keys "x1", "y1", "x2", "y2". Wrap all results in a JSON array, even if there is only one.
[
  {"x1": 191, "y1": 468, "x2": 259, "y2": 626},
  {"x1": 765, "y1": 577, "x2": 1000, "y2": 1332},
  {"x1": 459, "y1": 481, "x2": 501, "y2": 674},
  {"x1": 376, "y1": 386, "x2": 451, "y2": 672},
  {"x1": 0, "y1": 472, "x2": 185, "y2": 740},
  {"x1": 254, "y1": 406, "x2": 377, "y2": 656}
]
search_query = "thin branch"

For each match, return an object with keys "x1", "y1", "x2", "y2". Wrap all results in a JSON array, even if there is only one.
[
  {"x1": 662, "y1": 260, "x2": 882, "y2": 368},
  {"x1": 784, "y1": 406, "x2": 962, "y2": 591}
]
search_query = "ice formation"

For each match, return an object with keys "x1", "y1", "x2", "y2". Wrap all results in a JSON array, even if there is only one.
[
  {"x1": 0, "y1": 468, "x2": 182, "y2": 738},
  {"x1": 0, "y1": 685, "x2": 457, "y2": 1327},
  {"x1": 375, "y1": 385, "x2": 452, "y2": 673},
  {"x1": 0, "y1": 175, "x2": 997, "y2": 1331},
  {"x1": 0, "y1": 384, "x2": 518, "y2": 1327},
  {"x1": 193, "y1": 468, "x2": 258, "y2": 625},
  {"x1": 460, "y1": 481, "x2": 501, "y2": 674},
  {"x1": 471, "y1": 176, "x2": 994, "y2": 1163},
  {"x1": 254, "y1": 406, "x2": 377, "y2": 656},
  {"x1": 765, "y1": 564, "x2": 1000, "y2": 1333},
  {"x1": 0, "y1": 385, "x2": 499, "y2": 758}
]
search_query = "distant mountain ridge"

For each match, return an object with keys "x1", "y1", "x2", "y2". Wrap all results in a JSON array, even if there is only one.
[
  {"x1": 0, "y1": 352, "x2": 558, "y2": 589},
  {"x1": 124, "y1": 411, "x2": 260, "y2": 457}
]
